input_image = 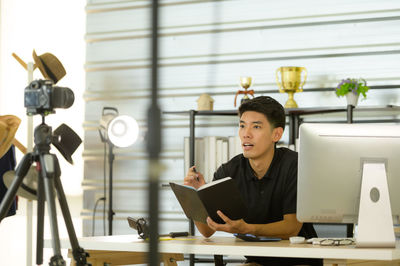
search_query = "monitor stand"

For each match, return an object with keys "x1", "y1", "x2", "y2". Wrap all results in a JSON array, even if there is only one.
[{"x1": 356, "y1": 162, "x2": 395, "y2": 248}]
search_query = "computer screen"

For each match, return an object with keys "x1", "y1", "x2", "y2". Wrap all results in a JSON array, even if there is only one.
[{"x1": 297, "y1": 123, "x2": 400, "y2": 247}]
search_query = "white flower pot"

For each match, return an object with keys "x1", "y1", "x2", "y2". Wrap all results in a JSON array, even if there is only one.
[{"x1": 346, "y1": 93, "x2": 359, "y2": 107}]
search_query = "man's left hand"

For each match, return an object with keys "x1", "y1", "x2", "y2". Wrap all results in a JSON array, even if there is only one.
[{"x1": 206, "y1": 210, "x2": 249, "y2": 234}]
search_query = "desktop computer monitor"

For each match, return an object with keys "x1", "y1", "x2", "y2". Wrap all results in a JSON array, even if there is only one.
[{"x1": 297, "y1": 123, "x2": 400, "y2": 247}]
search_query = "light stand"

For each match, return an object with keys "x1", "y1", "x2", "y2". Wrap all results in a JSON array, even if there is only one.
[
  {"x1": 107, "y1": 142, "x2": 115, "y2": 235},
  {"x1": 99, "y1": 107, "x2": 139, "y2": 236}
]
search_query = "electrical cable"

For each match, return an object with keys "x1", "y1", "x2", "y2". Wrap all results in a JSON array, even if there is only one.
[{"x1": 91, "y1": 196, "x2": 106, "y2": 236}]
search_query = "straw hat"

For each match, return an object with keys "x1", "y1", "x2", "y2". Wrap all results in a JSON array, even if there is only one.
[
  {"x1": 0, "y1": 115, "x2": 21, "y2": 159},
  {"x1": 2, "y1": 166, "x2": 37, "y2": 200},
  {"x1": 32, "y1": 50, "x2": 66, "y2": 84}
]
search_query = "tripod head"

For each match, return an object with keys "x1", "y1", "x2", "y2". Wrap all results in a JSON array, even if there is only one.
[
  {"x1": 32, "y1": 118, "x2": 81, "y2": 165},
  {"x1": 33, "y1": 122, "x2": 53, "y2": 155}
]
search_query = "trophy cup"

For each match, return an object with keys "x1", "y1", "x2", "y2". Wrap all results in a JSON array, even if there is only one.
[
  {"x1": 276, "y1": 66, "x2": 307, "y2": 108},
  {"x1": 234, "y1": 77, "x2": 254, "y2": 107}
]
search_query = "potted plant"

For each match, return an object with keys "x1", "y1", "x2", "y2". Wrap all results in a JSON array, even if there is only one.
[{"x1": 335, "y1": 78, "x2": 370, "y2": 106}]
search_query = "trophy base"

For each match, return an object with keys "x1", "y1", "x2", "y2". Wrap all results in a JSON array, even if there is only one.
[
  {"x1": 283, "y1": 90, "x2": 299, "y2": 108},
  {"x1": 284, "y1": 91, "x2": 299, "y2": 108},
  {"x1": 284, "y1": 99, "x2": 298, "y2": 108}
]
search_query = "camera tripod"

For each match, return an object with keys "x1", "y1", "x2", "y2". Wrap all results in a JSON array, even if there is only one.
[{"x1": 0, "y1": 118, "x2": 90, "y2": 266}]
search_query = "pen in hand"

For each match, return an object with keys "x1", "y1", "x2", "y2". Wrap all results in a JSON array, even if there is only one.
[{"x1": 193, "y1": 166, "x2": 200, "y2": 182}]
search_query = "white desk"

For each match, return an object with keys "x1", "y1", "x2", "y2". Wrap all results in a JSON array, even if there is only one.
[{"x1": 46, "y1": 235, "x2": 400, "y2": 266}]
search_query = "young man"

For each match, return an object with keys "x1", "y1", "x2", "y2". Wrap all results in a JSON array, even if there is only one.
[{"x1": 184, "y1": 96, "x2": 321, "y2": 265}]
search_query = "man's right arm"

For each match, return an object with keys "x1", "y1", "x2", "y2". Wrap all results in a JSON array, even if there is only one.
[{"x1": 195, "y1": 221, "x2": 215, "y2": 238}]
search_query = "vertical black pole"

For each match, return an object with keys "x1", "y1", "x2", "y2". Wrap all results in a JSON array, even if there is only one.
[
  {"x1": 189, "y1": 110, "x2": 195, "y2": 266},
  {"x1": 108, "y1": 144, "x2": 114, "y2": 235},
  {"x1": 288, "y1": 113, "x2": 295, "y2": 146},
  {"x1": 346, "y1": 104, "x2": 354, "y2": 237},
  {"x1": 293, "y1": 115, "x2": 299, "y2": 139},
  {"x1": 189, "y1": 110, "x2": 195, "y2": 173},
  {"x1": 148, "y1": 0, "x2": 161, "y2": 265},
  {"x1": 346, "y1": 105, "x2": 354, "y2": 124}
]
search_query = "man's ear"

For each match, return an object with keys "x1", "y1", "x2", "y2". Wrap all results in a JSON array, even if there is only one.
[{"x1": 272, "y1": 127, "x2": 284, "y2": 142}]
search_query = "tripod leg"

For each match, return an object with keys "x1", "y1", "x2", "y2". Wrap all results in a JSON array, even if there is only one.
[
  {"x1": 0, "y1": 153, "x2": 33, "y2": 221},
  {"x1": 40, "y1": 154, "x2": 66, "y2": 266},
  {"x1": 36, "y1": 166, "x2": 45, "y2": 265},
  {"x1": 53, "y1": 158, "x2": 89, "y2": 265}
]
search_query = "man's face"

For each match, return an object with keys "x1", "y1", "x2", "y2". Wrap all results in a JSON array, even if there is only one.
[{"x1": 239, "y1": 111, "x2": 281, "y2": 160}]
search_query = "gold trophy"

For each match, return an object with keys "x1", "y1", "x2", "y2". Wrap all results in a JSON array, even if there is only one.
[
  {"x1": 234, "y1": 77, "x2": 254, "y2": 107},
  {"x1": 276, "y1": 66, "x2": 307, "y2": 108}
]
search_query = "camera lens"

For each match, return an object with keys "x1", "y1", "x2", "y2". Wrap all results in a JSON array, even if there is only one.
[{"x1": 52, "y1": 86, "x2": 74, "y2": 109}]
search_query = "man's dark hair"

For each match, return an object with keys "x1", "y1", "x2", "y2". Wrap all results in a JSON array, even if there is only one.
[{"x1": 238, "y1": 96, "x2": 286, "y2": 129}]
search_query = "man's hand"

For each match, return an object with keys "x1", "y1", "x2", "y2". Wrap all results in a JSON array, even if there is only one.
[
  {"x1": 184, "y1": 166, "x2": 205, "y2": 189},
  {"x1": 206, "y1": 210, "x2": 249, "y2": 234}
]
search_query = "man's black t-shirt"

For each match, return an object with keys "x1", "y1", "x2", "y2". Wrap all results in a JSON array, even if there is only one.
[{"x1": 213, "y1": 147, "x2": 321, "y2": 266}]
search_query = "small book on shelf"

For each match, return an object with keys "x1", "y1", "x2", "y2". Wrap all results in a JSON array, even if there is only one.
[{"x1": 170, "y1": 177, "x2": 247, "y2": 224}]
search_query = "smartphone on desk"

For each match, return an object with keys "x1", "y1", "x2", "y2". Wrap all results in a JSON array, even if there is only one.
[{"x1": 234, "y1": 233, "x2": 281, "y2": 242}]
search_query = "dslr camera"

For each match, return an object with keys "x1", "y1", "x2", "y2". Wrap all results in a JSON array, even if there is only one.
[{"x1": 24, "y1": 79, "x2": 74, "y2": 115}]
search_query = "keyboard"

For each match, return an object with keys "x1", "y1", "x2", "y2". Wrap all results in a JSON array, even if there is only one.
[{"x1": 307, "y1": 237, "x2": 355, "y2": 245}]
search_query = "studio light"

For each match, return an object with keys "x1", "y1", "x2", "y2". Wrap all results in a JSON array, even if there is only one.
[
  {"x1": 108, "y1": 115, "x2": 139, "y2": 148},
  {"x1": 98, "y1": 107, "x2": 139, "y2": 235}
]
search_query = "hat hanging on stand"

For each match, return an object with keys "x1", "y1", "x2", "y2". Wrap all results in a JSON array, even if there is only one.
[
  {"x1": 32, "y1": 50, "x2": 66, "y2": 84},
  {"x1": 3, "y1": 166, "x2": 38, "y2": 200},
  {"x1": 1, "y1": 116, "x2": 36, "y2": 200},
  {"x1": 0, "y1": 115, "x2": 21, "y2": 158}
]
